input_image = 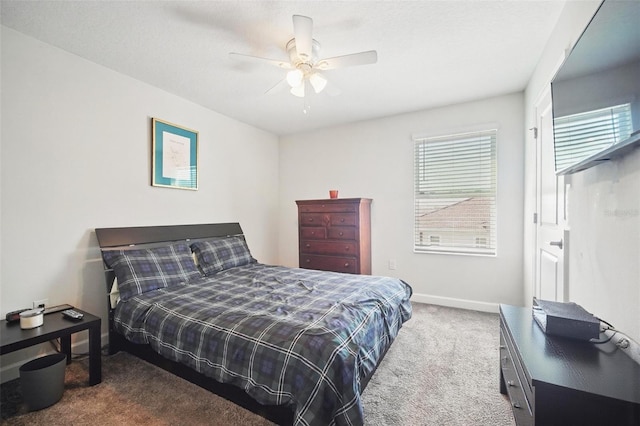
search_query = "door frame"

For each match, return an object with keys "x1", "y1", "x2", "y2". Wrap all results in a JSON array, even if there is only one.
[{"x1": 532, "y1": 54, "x2": 570, "y2": 303}]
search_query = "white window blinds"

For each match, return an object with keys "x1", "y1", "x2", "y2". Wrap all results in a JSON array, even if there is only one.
[
  {"x1": 553, "y1": 103, "x2": 632, "y2": 171},
  {"x1": 414, "y1": 130, "x2": 497, "y2": 255}
]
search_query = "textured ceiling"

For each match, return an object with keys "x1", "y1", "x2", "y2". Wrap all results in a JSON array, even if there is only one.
[{"x1": 1, "y1": 0, "x2": 566, "y2": 136}]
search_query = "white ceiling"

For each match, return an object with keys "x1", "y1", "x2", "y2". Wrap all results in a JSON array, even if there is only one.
[{"x1": 1, "y1": 0, "x2": 566, "y2": 136}]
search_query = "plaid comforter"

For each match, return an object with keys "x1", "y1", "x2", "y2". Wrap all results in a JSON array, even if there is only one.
[{"x1": 114, "y1": 264, "x2": 412, "y2": 426}]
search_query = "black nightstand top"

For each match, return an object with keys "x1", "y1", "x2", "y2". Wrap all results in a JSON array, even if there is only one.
[
  {"x1": 1, "y1": 308, "x2": 100, "y2": 354},
  {"x1": 500, "y1": 304, "x2": 640, "y2": 405}
]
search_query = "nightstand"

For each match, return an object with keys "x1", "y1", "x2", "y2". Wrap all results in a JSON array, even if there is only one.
[
  {"x1": 499, "y1": 304, "x2": 640, "y2": 425},
  {"x1": 1, "y1": 309, "x2": 101, "y2": 385}
]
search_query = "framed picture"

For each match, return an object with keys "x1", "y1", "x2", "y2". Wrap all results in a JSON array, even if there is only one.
[{"x1": 151, "y1": 118, "x2": 198, "y2": 190}]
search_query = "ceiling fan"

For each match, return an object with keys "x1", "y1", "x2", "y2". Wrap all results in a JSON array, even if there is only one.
[{"x1": 229, "y1": 15, "x2": 378, "y2": 99}]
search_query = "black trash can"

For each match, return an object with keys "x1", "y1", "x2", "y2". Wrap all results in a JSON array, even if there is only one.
[{"x1": 19, "y1": 353, "x2": 67, "y2": 411}]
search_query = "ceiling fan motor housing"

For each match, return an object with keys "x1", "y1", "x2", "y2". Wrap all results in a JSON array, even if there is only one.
[{"x1": 286, "y1": 38, "x2": 321, "y2": 68}]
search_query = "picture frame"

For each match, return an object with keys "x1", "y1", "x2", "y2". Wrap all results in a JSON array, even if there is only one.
[{"x1": 151, "y1": 118, "x2": 198, "y2": 190}]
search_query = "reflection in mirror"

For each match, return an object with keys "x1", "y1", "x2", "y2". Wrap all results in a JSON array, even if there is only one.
[
  {"x1": 554, "y1": 104, "x2": 632, "y2": 171},
  {"x1": 551, "y1": 0, "x2": 640, "y2": 175}
]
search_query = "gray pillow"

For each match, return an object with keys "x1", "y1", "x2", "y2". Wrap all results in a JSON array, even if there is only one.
[
  {"x1": 102, "y1": 243, "x2": 201, "y2": 301},
  {"x1": 190, "y1": 236, "x2": 256, "y2": 276}
]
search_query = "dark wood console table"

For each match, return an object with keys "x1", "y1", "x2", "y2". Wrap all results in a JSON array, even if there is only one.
[
  {"x1": 499, "y1": 304, "x2": 640, "y2": 425},
  {"x1": 1, "y1": 309, "x2": 101, "y2": 385}
]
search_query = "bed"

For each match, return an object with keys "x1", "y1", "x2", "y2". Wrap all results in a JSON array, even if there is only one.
[{"x1": 95, "y1": 223, "x2": 412, "y2": 426}]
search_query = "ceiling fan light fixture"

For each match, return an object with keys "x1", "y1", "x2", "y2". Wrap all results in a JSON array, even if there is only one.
[
  {"x1": 309, "y1": 73, "x2": 327, "y2": 93},
  {"x1": 309, "y1": 73, "x2": 327, "y2": 94},
  {"x1": 286, "y1": 69, "x2": 304, "y2": 88},
  {"x1": 290, "y1": 84, "x2": 305, "y2": 98}
]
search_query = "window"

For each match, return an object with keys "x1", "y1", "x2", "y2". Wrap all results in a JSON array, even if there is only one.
[
  {"x1": 414, "y1": 129, "x2": 497, "y2": 255},
  {"x1": 553, "y1": 103, "x2": 632, "y2": 171}
]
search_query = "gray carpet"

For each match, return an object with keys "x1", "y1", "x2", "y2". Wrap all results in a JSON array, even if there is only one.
[
  {"x1": 362, "y1": 304, "x2": 514, "y2": 425},
  {"x1": 1, "y1": 303, "x2": 515, "y2": 425}
]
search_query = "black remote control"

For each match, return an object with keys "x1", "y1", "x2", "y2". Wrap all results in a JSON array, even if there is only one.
[{"x1": 61, "y1": 309, "x2": 84, "y2": 321}]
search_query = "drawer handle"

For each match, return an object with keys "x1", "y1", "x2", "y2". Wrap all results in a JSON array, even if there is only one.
[
  {"x1": 340, "y1": 218, "x2": 345, "y2": 223},
  {"x1": 339, "y1": 231, "x2": 344, "y2": 236},
  {"x1": 305, "y1": 243, "x2": 311, "y2": 248},
  {"x1": 507, "y1": 380, "x2": 515, "y2": 387},
  {"x1": 311, "y1": 231, "x2": 315, "y2": 235},
  {"x1": 512, "y1": 402, "x2": 521, "y2": 409},
  {"x1": 308, "y1": 218, "x2": 314, "y2": 222},
  {"x1": 344, "y1": 246, "x2": 350, "y2": 251},
  {"x1": 305, "y1": 259, "x2": 310, "y2": 263},
  {"x1": 344, "y1": 262, "x2": 350, "y2": 267}
]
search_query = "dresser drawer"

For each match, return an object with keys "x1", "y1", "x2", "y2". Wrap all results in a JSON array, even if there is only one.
[
  {"x1": 500, "y1": 330, "x2": 533, "y2": 426},
  {"x1": 327, "y1": 227, "x2": 356, "y2": 240},
  {"x1": 300, "y1": 227, "x2": 327, "y2": 239},
  {"x1": 300, "y1": 254, "x2": 358, "y2": 274},
  {"x1": 300, "y1": 213, "x2": 326, "y2": 227},
  {"x1": 329, "y1": 213, "x2": 356, "y2": 226},
  {"x1": 297, "y1": 203, "x2": 358, "y2": 213},
  {"x1": 300, "y1": 240, "x2": 358, "y2": 255},
  {"x1": 299, "y1": 212, "x2": 357, "y2": 227}
]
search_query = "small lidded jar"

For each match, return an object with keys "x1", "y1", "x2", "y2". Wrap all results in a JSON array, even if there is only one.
[{"x1": 20, "y1": 308, "x2": 44, "y2": 329}]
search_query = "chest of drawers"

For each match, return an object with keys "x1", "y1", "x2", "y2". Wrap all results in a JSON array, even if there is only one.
[{"x1": 296, "y1": 198, "x2": 371, "y2": 274}]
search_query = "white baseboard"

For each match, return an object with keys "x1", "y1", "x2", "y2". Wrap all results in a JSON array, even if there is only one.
[
  {"x1": 0, "y1": 332, "x2": 108, "y2": 384},
  {"x1": 411, "y1": 292, "x2": 500, "y2": 313}
]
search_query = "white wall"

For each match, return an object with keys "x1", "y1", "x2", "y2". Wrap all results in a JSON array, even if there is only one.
[
  {"x1": 524, "y1": 0, "x2": 640, "y2": 345},
  {"x1": 279, "y1": 93, "x2": 525, "y2": 311},
  {"x1": 567, "y1": 151, "x2": 640, "y2": 340},
  {"x1": 0, "y1": 27, "x2": 280, "y2": 380}
]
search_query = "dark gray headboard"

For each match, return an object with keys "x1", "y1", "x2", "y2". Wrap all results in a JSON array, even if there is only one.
[{"x1": 95, "y1": 222, "x2": 244, "y2": 249}]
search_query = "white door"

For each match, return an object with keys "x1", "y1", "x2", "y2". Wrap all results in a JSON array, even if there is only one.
[{"x1": 534, "y1": 87, "x2": 569, "y2": 302}]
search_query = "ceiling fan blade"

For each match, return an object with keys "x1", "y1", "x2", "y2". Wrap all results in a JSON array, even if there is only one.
[
  {"x1": 315, "y1": 50, "x2": 378, "y2": 70},
  {"x1": 229, "y1": 52, "x2": 292, "y2": 69},
  {"x1": 293, "y1": 15, "x2": 313, "y2": 61},
  {"x1": 264, "y1": 78, "x2": 289, "y2": 95}
]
